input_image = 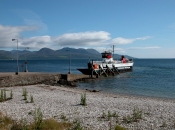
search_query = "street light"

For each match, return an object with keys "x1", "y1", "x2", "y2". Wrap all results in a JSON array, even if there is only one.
[
  {"x1": 24, "y1": 47, "x2": 29, "y2": 72},
  {"x1": 12, "y1": 39, "x2": 19, "y2": 75},
  {"x1": 66, "y1": 50, "x2": 71, "y2": 74}
]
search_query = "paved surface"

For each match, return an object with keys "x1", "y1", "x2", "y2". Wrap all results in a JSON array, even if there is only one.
[{"x1": 0, "y1": 72, "x2": 61, "y2": 77}]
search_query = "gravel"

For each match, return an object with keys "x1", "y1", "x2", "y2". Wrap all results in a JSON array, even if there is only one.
[{"x1": 1, "y1": 84, "x2": 175, "y2": 130}]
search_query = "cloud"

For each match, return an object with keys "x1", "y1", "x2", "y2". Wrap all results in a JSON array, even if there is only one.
[
  {"x1": 0, "y1": 24, "x2": 154, "y2": 52},
  {"x1": 111, "y1": 36, "x2": 152, "y2": 45},
  {"x1": 14, "y1": 9, "x2": 48, "y2": 34},
  {"x1": 0, "y1": 24, "x2": 37, "y2": 48},
  {"x1": 21, "y1": 36, "x2": 51, "y2": 49},
  {"x1": 114, "y1": 48, "x2": 126, "y2": 53},
  {"x1": 52, "y1": 31, "x2": 110, "y2": 47},
  {"x1": 127, "y1": 46, "x2": 161, "y2": 50}
]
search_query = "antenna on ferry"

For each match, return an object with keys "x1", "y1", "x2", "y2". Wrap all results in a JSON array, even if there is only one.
[{"x1": 112, "y1": 45, "x2": 115, "y2": 58}]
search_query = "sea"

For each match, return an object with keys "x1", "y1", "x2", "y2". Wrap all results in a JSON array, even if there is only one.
[{"x1": 0, "y1": 59, "x2": 175, "y2": 99}]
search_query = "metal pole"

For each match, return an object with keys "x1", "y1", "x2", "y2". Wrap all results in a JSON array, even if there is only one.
[
  {"x1": 66, "y1": 50, "x2": 71, "y2": 74},
  {"x1": 25, "y1": 47, "x2": 29, "y2": 72},
  {"x1": 69, "y1": 50, "x2": 71, "y2": 74},
  {"x1": 12, "y1": 39, "x2": 19, "y2": 75},
  {"x1": 16, "y1": 39, "x2": 19, "y2": 75},
  {"x1": 113, "y1": 45, "x2": 114, "y2": 58}
]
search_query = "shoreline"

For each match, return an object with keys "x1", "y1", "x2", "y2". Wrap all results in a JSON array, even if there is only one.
[
  {"x1": 86, "y1": 89, "x2": 175, "y2": 102},
  {"x1": 1, "y1": 84, "x2": 175, "y2": 129},
  {"x1": 77, "y1": 82, "x2": 175, "y2": 102}
]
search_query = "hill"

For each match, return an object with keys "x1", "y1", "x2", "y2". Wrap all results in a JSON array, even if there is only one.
[{"x1": 0, "y1": 47, "x2": 135, "y2": 60}]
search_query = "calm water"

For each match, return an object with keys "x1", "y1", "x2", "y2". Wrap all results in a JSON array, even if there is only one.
[{"x1": 0, "y1": 59, "x2": 175, "y2": 99}]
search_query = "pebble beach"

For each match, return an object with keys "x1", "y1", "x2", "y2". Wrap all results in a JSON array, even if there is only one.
[{"x1": 1, "y1": 84, "x2": 175, "y2": 130}]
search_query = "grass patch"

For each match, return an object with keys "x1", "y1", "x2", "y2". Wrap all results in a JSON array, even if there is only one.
[
  {"x1": 99, "y1": 110, "x2": 119, "y2": 121},
  {"x1": 33, "y1": 119, "x2": 72, "y2": 130},
  {"x1": 80, "y1": 93, "x2": 87, "y2": 106},
  {"x1": 33, "y1": 108, "x2": 43, "y2": 130},
  {"x1": 0, "y1": 89, "x2": 13, "y2": 102},
  {"x1": 60, "y1": 113, "x2": 68, "y2": 121},
  {"x1": 10, "y1": 89, "x2": 13, "y2": 99},
  {"x1": 22, "y1": 88, "x2": 28, "y2": 100},
  {"x1": 123, "y1": 107, "x2": 142, "y2": 123},
  {"x1": 114, "y1": 125, "x2": 127, "y2": 130},
  {"x1": 0, "y1": 89, "x2": 6, "y2": 102},
  {"x1": 0, "y1": 111, "x2": 14, "y2": 130},
  {"x1": 30, "y1": 95, "x2": 34, "y2": 103},
  {"x1": 132, "y1": 107, "x2": 142, "y2": 122},
  {"x1": 0, "y1": 110, "x2": 74, "y2": 130},
  {"x1": 69, "y1": 119, "x2": 83, "y2": 130},
  {"x1": 123, "y1": 115, "x2": 133, "y2": 124},
  {"x1": 160, "y1": 121, "x2": 167, "y2": 127}
]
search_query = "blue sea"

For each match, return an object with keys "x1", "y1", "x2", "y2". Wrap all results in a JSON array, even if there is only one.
[{"x1": 0, "y1": 59, "x2": 175, "y2": 99}]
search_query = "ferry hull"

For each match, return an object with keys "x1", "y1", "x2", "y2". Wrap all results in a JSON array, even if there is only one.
[{"x1": 77, "y1": 66, "x2": 133, "y2": 75}]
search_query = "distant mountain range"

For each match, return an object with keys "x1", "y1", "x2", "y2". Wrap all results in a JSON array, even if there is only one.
[{"x1": 0, "y1": 47, "x2": 135, "y2": 60}]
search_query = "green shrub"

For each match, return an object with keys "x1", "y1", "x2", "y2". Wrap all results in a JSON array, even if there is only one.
[
  {"x1": 80, "y1": 93, "x2": 87, "y2": 106},
  {"x1": 160, "y1": 121, "x2": 167, "y2": 127},
  {"x1": 0, "y1": 110, "x2": 73, "y2": 130},
  {"x1": 1, "y1": 89, "x2": 3, "y2": 99},
  {"x1": 22, "y1": 88, "x2": 27, "y2": 96},
  {"x1": 0, "y1": 111, "x2": 14, "y2": 130},
  {"x1": 10, "y1": 89, "x2": 13, "y2": 99},
  {"x1": 60, "y1": 113, "x2": 68, "y2": 121},
  {"x1": 71, "y1": 119, "x2": 83, "y2": 130},
  {"x1": 115, "y1": 125, "x2": 127, "y2": 130},
  {"x1": 0, "y1": 89, "x2": 7, "y2": 102},
  {"x1": 11, "y1": 118, "x2": 28, "y2": 130},
  {"x1": 112, "y1": 111, "x2": 117, "y2": 117},
  {"x1": 23, "y1": 88, "x2": 28, "y2": 100},
  {"x1": 0, "y1": 89, "x2": 4, "y2": 102},
  {"x1": 108, "y1": 110, "x2": 111, "y2": 121},
  {"x1": 3, "y1": 89, "x2": 6, "y2": 100},
  {"x1": 30, "y1": 95, "x2": 34, "y2": 103},
  {"x1": 123, "y1": 107, "x2": 142, "y2": 123},
  {"x1": 132, "y1": 107, "x2": 142, "y2": 122},
  {"x1": 42, "y1": 119, "x2": 72, "y2": 130},
  {"x1": 115, "y1": 114, "x2": 119, "y2": 123},
  {"x1": 33, "y1": 108, "x2": 43, "y2": 130},
  {"x1": 123, "y1": 115, "x2": 132, "y2": 123}
]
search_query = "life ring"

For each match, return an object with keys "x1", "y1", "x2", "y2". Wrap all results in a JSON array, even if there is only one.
[{"x1": 93, "y1": 64, "x2": 99, "y2": 69}]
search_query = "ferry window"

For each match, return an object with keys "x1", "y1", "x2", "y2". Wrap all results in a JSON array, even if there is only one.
[{"x1": 102, "y1": 53, "x2": 111, "y2": 58}]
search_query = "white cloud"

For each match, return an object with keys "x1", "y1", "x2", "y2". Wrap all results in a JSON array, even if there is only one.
[
  {"x1": 21, "y1": 36, "x2": 51, "y2": 49},
  {"x1": 114, "y1": 48, "x2": 126, "y2": 53},
  {"x1": 52, "y1": 31, "x2": 110, "y2": 47},
  {"x1": 90, "y1": 46, "x2": 126, "y2": 54},
  {"x1": 0, "y1": 24, "x2": 155, "y2": 54},
  {"x1": 0, "y1": 25, "x2": 37, "y2": 48},
  {"x1": 14, "y1": 9, "x2": 47, "y2": 33},
  {"x1": 111, "y1": 36, "x2": 152, "y2": 45},
  {"x1": 127, "y1": 46, "x2": 161, "y2": 50}
]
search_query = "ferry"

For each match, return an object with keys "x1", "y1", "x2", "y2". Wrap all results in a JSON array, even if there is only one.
[{"x1": 77, "y1": 51, "x2": 134, "y2": 76}]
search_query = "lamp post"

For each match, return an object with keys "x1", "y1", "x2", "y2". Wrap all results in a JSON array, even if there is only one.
[
  {"x1": 12, "y1": 39, "x2": 19, "y2": 75},
  {"x1": 66, "y1": 50, "x2": 71, "y2": 74},
  {"x1": 24, "y1": 47, "x2": 29, "y2": 72}
]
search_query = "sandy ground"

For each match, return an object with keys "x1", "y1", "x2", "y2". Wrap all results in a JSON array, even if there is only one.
[{"x1": 1, "y1": 84, "x2": 175, "y2": 130}]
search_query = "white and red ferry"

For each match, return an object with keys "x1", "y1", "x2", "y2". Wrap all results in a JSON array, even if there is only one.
[{"x1": 77, "y1": 51, "x2": 134, "y2": 76}]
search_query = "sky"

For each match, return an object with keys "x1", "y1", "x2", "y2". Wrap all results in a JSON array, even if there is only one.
[{"x1": 0, "y1": 0, "x2": 175, "y2": 58}]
